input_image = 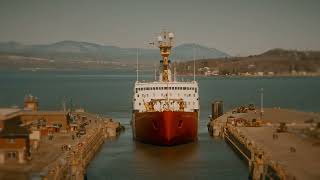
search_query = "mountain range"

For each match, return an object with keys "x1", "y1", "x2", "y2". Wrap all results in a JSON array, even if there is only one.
[{"x1": 0, "y1": 41, "x2": 229, "y2": 64}]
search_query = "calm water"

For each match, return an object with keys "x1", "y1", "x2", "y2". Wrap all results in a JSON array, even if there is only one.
[{"x1": 1, "y1": 70, "x2": 320, "y2": 180}]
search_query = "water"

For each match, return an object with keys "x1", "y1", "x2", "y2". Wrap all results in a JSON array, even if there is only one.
[{"x1": 1, "y1": 70, "x2": 319, "y2": 180}]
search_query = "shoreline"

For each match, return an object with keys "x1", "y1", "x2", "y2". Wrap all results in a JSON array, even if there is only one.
[{"x1": 1, "y1": 68, "x2": 319, "y2": 78}]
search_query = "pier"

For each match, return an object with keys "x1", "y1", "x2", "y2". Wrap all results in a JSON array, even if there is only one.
[
  {"x1": 0, "y1": 96, "x2": 124, "y2": 180},
  {"x1": 0, "y1": 111, "x2": 123, "y2": 180},
  {"x1": 208, "y1": 103, "x2": 320, "y2": 180}
]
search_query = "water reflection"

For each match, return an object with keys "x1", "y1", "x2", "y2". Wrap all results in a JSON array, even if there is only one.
[{"x1": 133, "y1": 141, "x2": 199, "y2": 165}]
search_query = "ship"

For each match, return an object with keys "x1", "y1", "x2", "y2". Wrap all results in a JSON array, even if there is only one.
[{"x1": 131, "y1": 31, "x2": 199, "y2": 146}]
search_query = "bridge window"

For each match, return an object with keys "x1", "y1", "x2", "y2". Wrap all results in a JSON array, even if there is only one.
[
  {"x1": 195, "y1": 88, "x2": 197, "y2": 93},
  {"x1": 183, "y1": 87, "x2": 186, "y2": 90}
]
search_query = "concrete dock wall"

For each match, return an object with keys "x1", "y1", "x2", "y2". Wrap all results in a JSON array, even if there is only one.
[
  {"x1": 208, "y1": 108, "x2": 320, "y2": 180},
  {"x1": 43, "y1": 115, "x2": 122, "y2": 180},
  {"x1": 224, "y1": 126, "x2": 286, "y2": 180}
]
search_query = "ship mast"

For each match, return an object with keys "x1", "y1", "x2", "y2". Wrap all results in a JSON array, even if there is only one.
[
  {"x1": 156, "y1": 31, "x2": 174, "y2": 82},
  {"x1": 136, "y1": 48, "x2": 139, "y2": 82}
]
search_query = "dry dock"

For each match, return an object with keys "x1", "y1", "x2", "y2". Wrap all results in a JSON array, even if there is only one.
[
  {"x1": 208, "y1": 105, "x2": 320, "y2": 180},
  {"x1": 0, "y1": 111, "x2": 123, "y2": 180}
]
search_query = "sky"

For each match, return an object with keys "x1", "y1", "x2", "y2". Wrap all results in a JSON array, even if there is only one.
[{"x1": 0, "y1": 0, "x2": 319, "y2": 56}]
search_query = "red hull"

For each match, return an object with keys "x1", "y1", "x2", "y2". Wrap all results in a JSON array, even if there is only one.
[{"x1": 133, "y1": 111, "x2": 198, "y2": 146}]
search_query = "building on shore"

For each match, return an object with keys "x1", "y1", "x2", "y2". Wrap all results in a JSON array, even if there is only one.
[
  {"x1": 0, "y1": 108, "x2": 30, "y2": 164},
  {"x1": 0, "y1": 95, "x2": 71, "y2": 165}
]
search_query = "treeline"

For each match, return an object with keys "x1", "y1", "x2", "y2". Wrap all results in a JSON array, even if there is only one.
[{"x1": 176, "y1": 49, "x2": 320, "y2": 75}]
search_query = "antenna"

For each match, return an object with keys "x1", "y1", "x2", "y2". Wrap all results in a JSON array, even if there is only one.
[
  {"x1": 69, "y1": 97, "x2": 73, "y2": 112},
  {"x1": 62, "y1": 97, "x2": 66, "y2": 111},
  {"x1": 154, "y1": 63, "x2": 157, "y2": 81},
  {"x1": 260, "y1": 88, "x2": 264, "y2": 119},
  {"x1": 173, "y1": 62, "x2": 177, "y2": 82},
  {"x1": 136, "y1": 48, "x2": 139, "y2": 82},
  {"x1": 193, "y1": 45, "x2": 196, "y2": 81}
]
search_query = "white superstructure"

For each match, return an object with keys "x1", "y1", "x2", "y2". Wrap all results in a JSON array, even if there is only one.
[{"x1": 133, "y1": 81, "x2": 199, "y2": 113}]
